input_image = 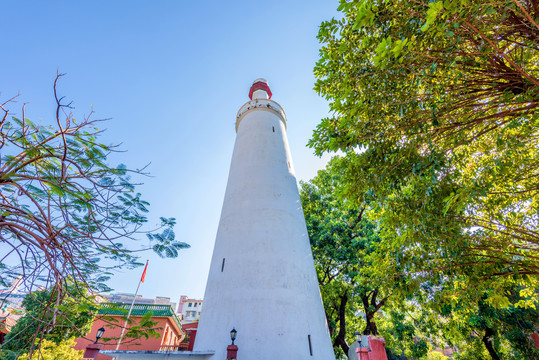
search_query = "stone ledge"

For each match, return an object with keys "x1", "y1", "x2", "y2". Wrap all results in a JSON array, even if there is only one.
[{"x1": 100, "y1": 350, "x2": 215, "y2": 359}]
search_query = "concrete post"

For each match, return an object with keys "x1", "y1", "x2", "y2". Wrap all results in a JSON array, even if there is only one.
[
  {"x1": 82, "y1": 343, "x2": 101, "y2": 359},
  {"x1": 368, "y1": 337, "x2": 388, "y2": 360},
  {"x1": 226, "y1": 344, "x2": 238, "y2": 359},
  {"x1": 356, "y1": 346, "x2": 369, "y2": 360}
]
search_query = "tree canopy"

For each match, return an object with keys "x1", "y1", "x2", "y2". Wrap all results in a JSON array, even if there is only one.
[
  {"x1": 301, "y1": 158, "x2": 539, "y2": 358},
  {"x1": 0, "y1": 74, "x2": 189, "y2": 296},
  {"x1": 300, "y1": 158, "x2": 395, "y2": 356},
  {"x1": 0, "y1": 281, "x2": 96, "y2": 358},
  {"x1": 311, "y1": 0, "x2": 539, "y2": 307},
  {"x1": 17, "y1": 338, "x2": 82, "y2": 360},
  {"x1": 0, "y1": 74, "x2": 189, "y2": 357}
]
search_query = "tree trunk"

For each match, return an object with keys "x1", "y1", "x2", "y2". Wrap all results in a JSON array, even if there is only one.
[
  {"x1": 361, "y1": 293, "x2": 379, "y2": 335},
  {"x1": 363, "y1": 311, "x2": 379, "y2": 335},
  {"x1": 333, "y1": 291, "x2": 350, "y2": 355},
  {"x1": 482, "y1": 326, "x2": 500, "y2": 360}
]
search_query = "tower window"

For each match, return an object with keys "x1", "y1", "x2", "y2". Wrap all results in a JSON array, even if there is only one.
[
  {"x1": 272, "y1": 126, "x2": 275, "y2": 132},
  {"x1": 308, "y1": 334, "x2": 313, "y2": 356},
  {"x1": 221, "y1": 258, "x2": 226, "y2": 272}
]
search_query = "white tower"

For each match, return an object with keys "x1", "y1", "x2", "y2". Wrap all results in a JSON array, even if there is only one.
[{"x1": 194, "y1": 79, "x2": 335, "y2": 359}]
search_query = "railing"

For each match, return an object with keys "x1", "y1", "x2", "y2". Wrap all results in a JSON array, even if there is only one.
[
  {"x1": 159, "y1": 344, "x2": 190, "y2": 351},
  {"x1": 235, "y1": 98, "x2": 287, "y2": 131},
  {"x1": 100, "y1": 303, "x2": 173, "y2": 313}
]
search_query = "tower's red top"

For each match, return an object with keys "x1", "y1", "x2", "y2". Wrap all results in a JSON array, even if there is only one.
[{"x1": 249, "y1": 79, "x2": 272, "y2": 100}]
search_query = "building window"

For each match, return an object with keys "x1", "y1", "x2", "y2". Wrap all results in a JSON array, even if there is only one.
[
  {"x1": 194, "y1": 303, "x2": 197, "y2": 307},
  {"x1": 163, "y1": 325, "x2": 169, "y2": 344},
  {"x1": 188, "y1": 303, "x2": 192, "y2": 307}
]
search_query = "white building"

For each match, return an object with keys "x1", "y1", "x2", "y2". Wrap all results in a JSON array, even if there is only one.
[
  {"x1": 0, "y1": 277, "x2": 27, "y2": 309},
  {"x1": 193, "y1": 79, "x2": 335, "y2": 359},
  {"x1": 177, "y1": 295, "x2": 202, "y2": 321}
]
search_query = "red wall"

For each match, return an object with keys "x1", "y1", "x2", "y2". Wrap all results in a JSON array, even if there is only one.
[
  {"x1": 532, "y1": 333, "x2": 539, "y2": 349},
  {"x1": 75, "y1": 315, "x2": 183, "y2": 360}
]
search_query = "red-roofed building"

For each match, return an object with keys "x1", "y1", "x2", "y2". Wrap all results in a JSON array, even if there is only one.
[
  {"x1": 0, "y1": 310, "x2": 23, "y2": 344},
  {"x1": 74, "y1": 303, "x2": 184, "y2": 360}
]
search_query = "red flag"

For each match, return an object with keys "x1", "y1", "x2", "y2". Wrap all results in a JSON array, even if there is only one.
[{"x1": 141, "y1": 261, "x2": 148, "y2": 283}]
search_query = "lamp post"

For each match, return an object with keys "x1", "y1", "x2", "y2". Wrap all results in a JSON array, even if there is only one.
[
  {"x1": 83, "y1": 326, "x2": 106, "y2": 360},
  {"x1": 95, "y1": 327, "x2": 105, "y2": 344},
  {"x1": 226, "y1": 328, "x2": 238, "y2": 360}
]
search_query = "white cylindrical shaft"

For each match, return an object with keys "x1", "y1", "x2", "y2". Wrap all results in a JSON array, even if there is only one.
[{"x1": 194, "y1": 81, "x2": 335, "y2": 360}]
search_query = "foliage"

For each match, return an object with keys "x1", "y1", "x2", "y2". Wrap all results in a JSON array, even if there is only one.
[
  {"x1": 383, "y1": 280, "x2": 539, "y2": 359},
  {"x1": 300, "y1": 161, "x2": 537, "y2": 358},
  {"x1": 1, "y1": 281, "x2": 96, "y2": 358},
  {"x1": 17, "y1": 338, "x2": 82, "y2": 360},
  {"x1": 300, "y1": 157, "x2": 392, "y2": 356},
  {"x1": 377, "y1": 306, "x2": 436, "y2": 360},
  {"x1": 0, "y1": 74, "x2": 189, "y2": 358},
  {"x1": 0, "y1": 73, "x2": 189, "y2": 294},
  {"x1": 433, "y1": 288, "x2": 539, "y2": 360},
  {"x1": 426, "y1": 352, "x2": 448, "y2": 360},
  {"x1": 312, "y1": 0, "x2": 539, "y2": 306},
  {"x1": 1, "y1": 288, "x2": 164, "y2": 359},
  {"x1": 121, "y1": 310, "x2": 161, "y2": 343}
]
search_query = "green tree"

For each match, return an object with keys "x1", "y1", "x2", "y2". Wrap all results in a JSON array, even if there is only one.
[
  {"x1": 1, "y1": 281, "x2": 96, "y2": 358},
  {"x1": 427, "y1": 352, "x2": 448, "y2": 360},
  {"x1": 0, "y1": 73, "x2": 188, "y2": 297},
  {"x1": 300, "y1": 157, "x2": 392, "y2": 356},
  {"x1": 386, "y1": 278, "x2": 539, "y2": 359},
  {"x1": 434, "y1": 289, "x2": 539, "y2": 360},
  {"x1": 0, "y1": 74, "x2": 189, "y2": 357},
  {"x1": 311, "y1": 0, "x2": 539, "y2": 306},
  {"x1": 379, "y1": 307, "x2": 433, "y2": 360},
  {"x1": 17, "y1": 338, "x2": 82, "y2": 360}
]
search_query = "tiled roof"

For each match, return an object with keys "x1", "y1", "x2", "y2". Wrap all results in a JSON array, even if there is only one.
[{"x1": 99, "y1": 303, "x2": 182, "y2": 330}]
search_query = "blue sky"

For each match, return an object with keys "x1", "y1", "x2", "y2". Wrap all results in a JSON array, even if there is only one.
[{"x1": 1, "y1": 1, "x2": 339, "y2": 301}]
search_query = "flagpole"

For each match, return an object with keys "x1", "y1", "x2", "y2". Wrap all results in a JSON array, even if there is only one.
[{"x1": 116, "y1": 260, "x2": 148, "y2": 350}]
